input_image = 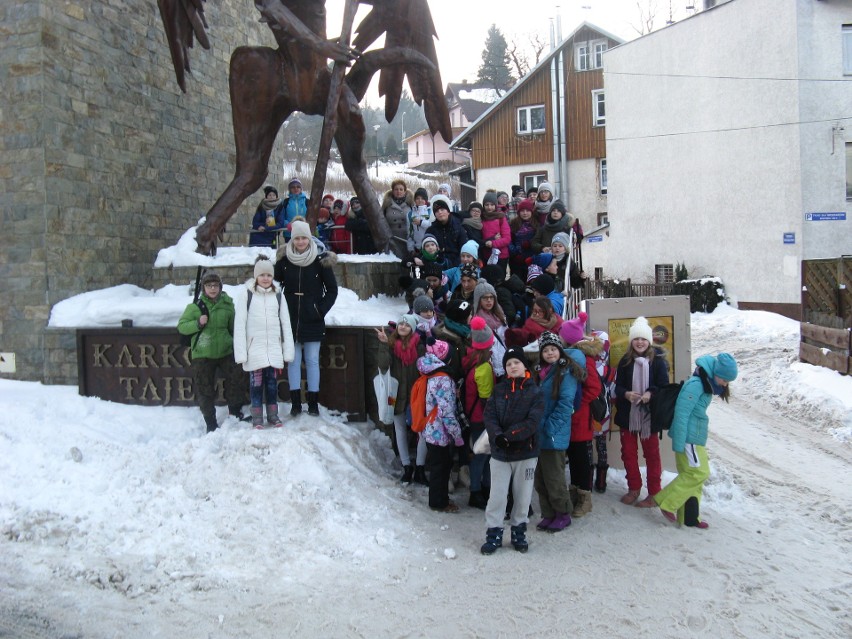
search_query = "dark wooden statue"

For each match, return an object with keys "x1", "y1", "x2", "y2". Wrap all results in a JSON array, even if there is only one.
[{"x1": 156, "y1": 0, "x2": 453, "y2": 256}]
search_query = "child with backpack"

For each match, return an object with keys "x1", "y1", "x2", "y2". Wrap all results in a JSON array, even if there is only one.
[
  {"x1": 376, "y1": 314, "x2": 427, "y2": 485},
  {"x1": 534, "y1": 331, "x2": 587, "y2": 532},
  {"x1": 612, "y1": 317, "x2": 671, "y2": 507},
  {"x1": 415, "y1": 342, "x2": 465, "y2": 512},
  {"x1": 233, "y1": 256, "x2": 295, "y2": 428},
  {"x1": 558, "y1": 312, "x2": 602, "y2": 518},
  {"x1": 653, "y1": 353, "x2": 738, "y2": 528},
  {"x1": 462, "y1": 317, "x2": 496, "y2": 510},
  {"x1": 481, "y1": 347, "x2": 544, "y2": 555}
]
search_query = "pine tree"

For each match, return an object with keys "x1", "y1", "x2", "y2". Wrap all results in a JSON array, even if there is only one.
[{"x1": 476, "y1": 25, "x2": 515, "y2": 92}]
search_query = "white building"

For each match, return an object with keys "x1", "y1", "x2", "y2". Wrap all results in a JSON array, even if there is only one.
[{"x1": 595, "y1": 0, "x2": 851, "y2": 318}]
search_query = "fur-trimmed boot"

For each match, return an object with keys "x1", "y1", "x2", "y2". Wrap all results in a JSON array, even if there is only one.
[
  {"x1": 572, "y1": 489, "x2": 593, "y2": 517},
  {"x1": 250, "y1": 406, "x2": 264, "y2": 429},
  {"x1": 510, "y1": 523, "x2": 529, "y2": 553},
  {"x1": 266, "y1": 403, "x2": 282, "y2": 427},
  {"x1": 480, "y1": 527, "x2": 503, "y2": 555},
  {"x1": 289, "y1": 390, "x2": 303, "y2": 417},
  {"x1": 594, "y1": 464, "x2": 609, "y2": 493},
  {"x1": 307, "y1": 391, "x2": 320, "y2": 416}
]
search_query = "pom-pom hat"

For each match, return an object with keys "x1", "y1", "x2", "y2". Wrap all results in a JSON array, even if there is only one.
[
  {"x1": 254, "y1": 258, "x2": 274, "y2": 278},
  {"x1": 427, "y1": 339, "x2": 450, "y2": 362},
  {"x1": 470, "y1": 316, "x2": 495, "y2": 350},
  {"x1": 559, "y1": 311, "x2": 588, "y2": 346},
  {"x1": 538, "y1": 331, "x2": 564, "y2": 354},
  {"x1": 289, "y1": 220, "x2": 312, "y2": 240},
  {"x1": 628, "y1": 316, "x2": 653, "y2": 343}
]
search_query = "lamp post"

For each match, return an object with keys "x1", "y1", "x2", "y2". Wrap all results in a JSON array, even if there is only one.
[{"x1": 373, "y1": 124, "x2": 381, "y2": 177}]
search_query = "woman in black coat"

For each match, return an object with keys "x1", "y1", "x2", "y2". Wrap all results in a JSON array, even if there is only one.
[{"x1": 274, "y1": 220, "x2": 338, "y2": 416}]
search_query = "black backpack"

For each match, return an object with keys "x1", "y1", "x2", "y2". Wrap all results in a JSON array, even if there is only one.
[
  {"x1": 650, "y1": 382, "x2": 684, "y2": 434},
  {"x1": 589, "y1": 369, "x2": 611, "y2": 423}
]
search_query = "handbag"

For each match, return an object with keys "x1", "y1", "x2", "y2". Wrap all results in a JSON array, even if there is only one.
[
  {"x1": 372, "y1": 368, "x2": 399, "y2": 424},
  {"x1": 472, "y1": 430, "x2": 491, "y2": 455}
]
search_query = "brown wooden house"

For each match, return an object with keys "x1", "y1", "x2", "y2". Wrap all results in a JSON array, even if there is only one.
[{"x1": 450, "y1": 22, "x2": 622, "y2": 228}]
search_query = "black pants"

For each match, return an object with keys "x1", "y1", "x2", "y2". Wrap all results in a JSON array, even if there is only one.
[
  {"x1": 192, "y1": 356, "x2": 247, "y2": 424},
  {"x1": 567, "y1": 440, "x2": 594, "y2": 491},
  {"x1": 426, "y1": 443, "x2": 454, "y2": 509}
]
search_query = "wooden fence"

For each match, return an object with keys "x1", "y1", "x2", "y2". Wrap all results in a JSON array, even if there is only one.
[{"x1": 800, "y1": 257, "x2": 851, "y2": 374}]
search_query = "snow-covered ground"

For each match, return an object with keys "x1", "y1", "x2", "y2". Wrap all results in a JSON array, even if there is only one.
[{"x1": 4, "y1": 304, "x2": 851, "y2": 638}]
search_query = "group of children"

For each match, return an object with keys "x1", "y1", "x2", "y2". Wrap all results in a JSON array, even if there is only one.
[{"x1": 378, "y1": 303, "x2": 739, "y2": 554}]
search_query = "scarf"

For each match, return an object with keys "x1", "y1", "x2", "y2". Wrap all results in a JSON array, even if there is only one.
[
  {"x1": 538, "y1": 363, "x2": 552, "y2": 382},
  {"x1": 534, "y1": 199, "x2": 553, "y2": 217},
  {"x1": 285, "y1": 237, "x2": 318, "y2": 267},
  {"x1": 462, "y1": 217, "x2": 483, "y2": 231},
  {"x1": 478, "y1": 310, "x2": 504, "y2": 333},
  {"x1": 393, "y1": 195, "x2": 407, "y2": 206},
  {"x1": 544, "y1": 213, "x2": 570, "y2": 232},
  {"x1": 420, "y1": 249, "x2": 439, "y2": 262},
  {"x1": 531, "y1": 313, "x2": 559, "y2": 331},
  {"x1": 416, "y1": 315, "x2": 436, "y2": 335},
  {"x1": 629, "y1": 357, "x2": 652, "y2": 439},
  {"x1": 482, "y1": 209, "x2": 505, "y2": 222},
  {"x1": 393, "y1": 332, "x2": 420, "y2": 366},
  {"x1": 444, "y1": 317, "x2": 471, "y2": 338},
  {"x1": 261, "y1": 198, "x2": 281, "y2": 212}
]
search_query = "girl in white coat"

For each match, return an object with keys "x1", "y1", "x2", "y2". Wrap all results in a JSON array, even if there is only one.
[{"x1": 234, "y1": 256, "x2": 295, "y2": 428}]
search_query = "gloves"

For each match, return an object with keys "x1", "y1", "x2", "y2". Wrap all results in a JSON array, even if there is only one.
[{"x1": 495, "y1": 434, "x2": 509, "y2": 450}]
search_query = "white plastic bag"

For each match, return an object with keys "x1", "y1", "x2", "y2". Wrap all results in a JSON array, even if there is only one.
[
  {"x1": 373, "y1": 368, "x2": 399, "y2": 424},
  {"x1": 472, "y1": 430, "x2": 491, "y2": 455}
]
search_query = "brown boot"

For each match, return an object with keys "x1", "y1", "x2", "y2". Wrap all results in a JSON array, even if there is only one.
[
  {"x1": 620, "y1": 490, "x2": 640, "y2": 505},
  {"x1": 572, "y1": 489, "x2": 593, "y2": 517}
]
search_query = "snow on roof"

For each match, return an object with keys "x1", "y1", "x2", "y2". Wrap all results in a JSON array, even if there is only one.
[{"x1": 456, "y1": 87, "x2": 502, "y2": 103}]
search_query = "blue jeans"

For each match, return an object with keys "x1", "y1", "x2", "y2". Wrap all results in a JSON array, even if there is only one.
[
  {"x1": 287, "y1": 341, "x2": 321, "y2": 392},
  {"x1": 249, "y1": 367, "x2": 278, "y2": 407},
  {"x1": 469, "y1": 426, "x2": 491, "y2": 492}
]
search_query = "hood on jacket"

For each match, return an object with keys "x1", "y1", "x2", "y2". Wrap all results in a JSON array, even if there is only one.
[
  {"x1": 319, "y1": 250, "x2": 338, "y2": 268},
  {"x1": 571, "y1": 336, "x2": 604, "y2": 360},
  {"x1": 417, "y1": 352, "x2": 447, "y2": 375}
]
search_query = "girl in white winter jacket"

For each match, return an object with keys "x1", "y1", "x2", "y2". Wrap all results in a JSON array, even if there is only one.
[{"x1": 234, "y1": 257, "x2": 295, "y2": 427}]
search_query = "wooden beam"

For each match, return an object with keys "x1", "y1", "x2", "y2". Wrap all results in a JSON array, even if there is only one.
[
  {"x1": 799, "y1": 342, "x2": 850, "y2": 374},
  {"x1": 800, "y1": 322, "x2": 851, "y2": 350}
]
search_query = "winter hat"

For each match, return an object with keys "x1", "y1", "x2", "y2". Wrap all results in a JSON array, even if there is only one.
[
  {"x1": 421, "y1": 261, "x2": 443, "y2": 279},
  {"x1": 714, "y1": 353, "x2": 738, "y2": 381},
  {"x1": 511, "y1": 185, "x2": 525, "y2": 197},
  {"x1": 288, "y1": 178, "x2": 302, "y2": 188},
  {"x1": 482, "y1": 191, "x2": 498, "y2": 207},
  {"x1": 538, "y1": 331, "x2": 565, "y2": 355},
  {"x1": 525, "y1": 264, "x2": 544, "y2": 283},
  {"x1": 445, "y1": 299, "x2": 472, "y2": 324},
  {"x1": 559, "y1": 311, "x2": 588, "y2": 346},
  {"x1": 479, "y1": 264, "x2": 505, "y2": 286},
  {"x1": 467, "y1": 201, "x2": 483, "y2": 214},
  {"x1": 430, "y1": 195, "x2": 451, "y2": 213},
  {"x1": 427, "y1": 339, "x2": 450, "y2": 362},
  {"x1": 628, "y1": 316, "x2": 654, "y2": 343},
  {"x1": 438, "y1": 183, "x2": 452, "y2": 195},
  {"x1": 550, "y1": 199, "x2": 568, "y2": 215},
  {"x1": 413, "y1": 295, "x2": 435, "y2": 315},
  {"x1": 459, "y1": 263, "x2": 478, "y2": 281},
  {"x1": 517, "y1": 198, "x2": 535, "y2": 213},
  {"x1": 460, "y1": 239, "x2": 480, "y2": 259},
  {"x1": 551, "y1": 232, "x2": 571, "y2": 249},
  {"x1": 322, "y1": 193, "x2": 335, "y2": 204},
  {"x1": 537, "y1": 181, "x2": 553, "y2": 196},
  {"x1": 263, "y1": 185, "x2": 278, "y2": 197},
  {"x1": 473, "y1": 277, "x2": 497, "y2": 311},
  {"x1": 254, "y1": 257, "x2": 274, "y2": 278},
  {"x1": 531, "y1": 252, "x2": 555, "y2": 270},
  {"x1": 503, "y1": 346, "x2": 530, "y2": 372},
  {"x1": 317, "y1": 207, "x2": 331, "y2": 220},
  {"x1": 399, "y1": 314, "x2": 419, "y2": 333},
  {"x1": 201, "y1": 271, "x2": 222, "y2": 287},
  {"x1": 497, "y1": 191, "x2": 508, "y2": 201},
  {"x1": 289, "y1": 220, "x2": 312, "y2": 240},
  {"x1": 422, "y1": 234, "x2": 440, "y2": 250},
  {"x1": 469, "y1": 316, "x2": 495, "y2": 350},
  {"x1": 530, "y1": 273, "x2": 555, "y2": 295},
  {"x1": 349, "y1": 196, "x2": 361, "y2": 206},
  {"x1": 414, "y1": 187, "x2": 429, "y2": 201},
  {"x1": 333, "y1": 199, "x2": 344, "y2": 211}
]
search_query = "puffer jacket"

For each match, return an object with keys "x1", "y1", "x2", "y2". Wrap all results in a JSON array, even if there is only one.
[
  {"x1": 484, "y1": 372, "x2": 544, "y2": 462},
  {"x1": 537, "y1": 349, "x2": 586, "y2": 450},
  {"x1": 668, "y1": 355, "x2": 717, "y2": 453},
  {"x1": 273, "y1": 250, "x2": 339, "y2": 343},
  {"x1": 233, "y1": 281, "x2": 295, "y2": 371},
  {"x1": 417, "y1": 353, "x2": 463, "y2": 448},
  {"x1": 462, "y1": 349, "x2": 494, "y2": 424},
  {"x1": 481, "y1": 215, "x2": 511, "y2": 260},
  {"x1": 569, "y1": 338, "x2": 603, "y2": 442},
  {"x1": 177, "y1": 292, "x2": 235, "y2": 360},
  {"x1": 613, "y1": 347, "x2": 671, "y2": 432}
]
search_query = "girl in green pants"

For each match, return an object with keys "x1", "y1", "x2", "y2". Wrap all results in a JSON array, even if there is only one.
[{"x1": 654, "y1": 353, "x2": 738, "y2": 529}]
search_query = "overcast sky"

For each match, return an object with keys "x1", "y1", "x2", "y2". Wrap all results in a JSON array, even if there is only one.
[{"x1": 326, "y1": 0, "x2": 697, "y2": 97}]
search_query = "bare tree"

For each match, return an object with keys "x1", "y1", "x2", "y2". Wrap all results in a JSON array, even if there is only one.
[
  {"x1": 507, "y1": 32, "x2": 547, "y2": 79},
  {"x1": 632, "y1": 0, "x2": 659, "y2": 36}
]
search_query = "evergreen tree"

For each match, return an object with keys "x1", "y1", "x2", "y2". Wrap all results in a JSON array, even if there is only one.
[
  {"x1": 384, "y1": 133, "x2": 399, "y2": 160},
  {"x1": 477, "y1": 24, "x2": 516, "y2": 92}
]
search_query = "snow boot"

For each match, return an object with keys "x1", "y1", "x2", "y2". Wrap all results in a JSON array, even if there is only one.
[
  {"x1": 468, "y1": 490, "x2": 488, "y2": 510},
  {"x1": 250, "y1": 406, "x2": 264, "y2": 429},
  {"x1": 266, "y1": 403, "x2": 283, "y2": 427},
  {"x1": 683, "y1": 496, "x2": 709, "y2": 528},
  {"x1": 594, "y1": 464, "x2": 608, "y2": 493},
  {"x1": 413, "y1": 466, "x2": 428, "y2": 486},
  {"x1": 289, "y1": 390, "x2": 303, "y2": 417},
  {"x1": 510, "y1": 523, "x2": 528, "y2": 553},
  {"x1": 307, "y1": 391, "x2": 320, "y2": 416},
  {"x1": 620, "y1": 490, "x2": 640, "y2": 505},
  {"x1": 204, "y1": 412, "x2": 219, "y2": 433},
  {"x1": 569, "y1": 484, "x2": 579, "y2": 507},
  {"x1": 480, "y1": 527, "x2": 503, "y2": 555},
  {"x1": 635, "y1": 495, "x2": 658, "y2": 508},
  {"x1": 400, "y1": 465, "x2": 414, "y2": 484},
  {"x1": 547, "y1": 512, "x2": 572, "y2": 532},
  {"x1": 536, "y1": 517, "x2": 554, "y2": 531},
  {"x1": 572, "y1": 489, "x2": 592, "y2": 518}
]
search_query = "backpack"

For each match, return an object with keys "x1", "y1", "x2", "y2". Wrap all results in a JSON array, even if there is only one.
[
  {"x1": 180, "y1": 298, "x2": 210, "y2": 349},
  {"x1": 589, "y1": 369, "x2": 611, "y2": 423},
  {"x1": 410, "y1": 371, "x2": 449, "y2": 433},
  {"x1": 650, "y1": 382, "x2": 684, "y2": 434}
]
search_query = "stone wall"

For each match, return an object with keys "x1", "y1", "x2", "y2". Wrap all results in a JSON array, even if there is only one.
[{"x1": 0, "y1": 0, "x2": 288, "y2": 381}]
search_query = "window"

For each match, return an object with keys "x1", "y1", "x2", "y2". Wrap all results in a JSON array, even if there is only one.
[
  {"x1": 520, "y1": 172, "x2": 547, "y2": 193},
  {"x1": 655, "y1": 264, "x2": 674, "y2": 285},
  {"x1": 597, "y1": 212, "x2": 609, "y2": 226},
  {"x1": 592, "y1": 90, "x2": 605, "y2": 127},
  {"x1": 846, "y1": 142, "x2": 852, "y2": 200},
  {"x1": 575, "y1": 39, "x2": 608, "y2": 71},
  {"x1": 844, "y1": 25, "x2": 852, "y2": 76},
  {"x1": 415, "y1": 141, "x2": 419, "y2": 156},
  {"x1": 594, "y1": 267, "x2": 603, "y2": 281},
  {"x1": 517, "y1": 105, "x2": 546, "y2": 134},
  {"x1": 599, "y1": 158, "x2": 608, "y2": 194}
]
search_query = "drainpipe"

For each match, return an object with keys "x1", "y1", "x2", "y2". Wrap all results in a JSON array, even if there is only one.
[{"x1": 556, "y1": 11, "x2": 568, "y2": 203}]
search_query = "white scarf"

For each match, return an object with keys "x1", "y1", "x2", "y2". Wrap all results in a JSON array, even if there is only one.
[
  {"x1": 629, "y1": 357, "x2": 652, "y2": 439},
  {"x1": 285, "y1": 238, "x2": 318, "y2": 267}
]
